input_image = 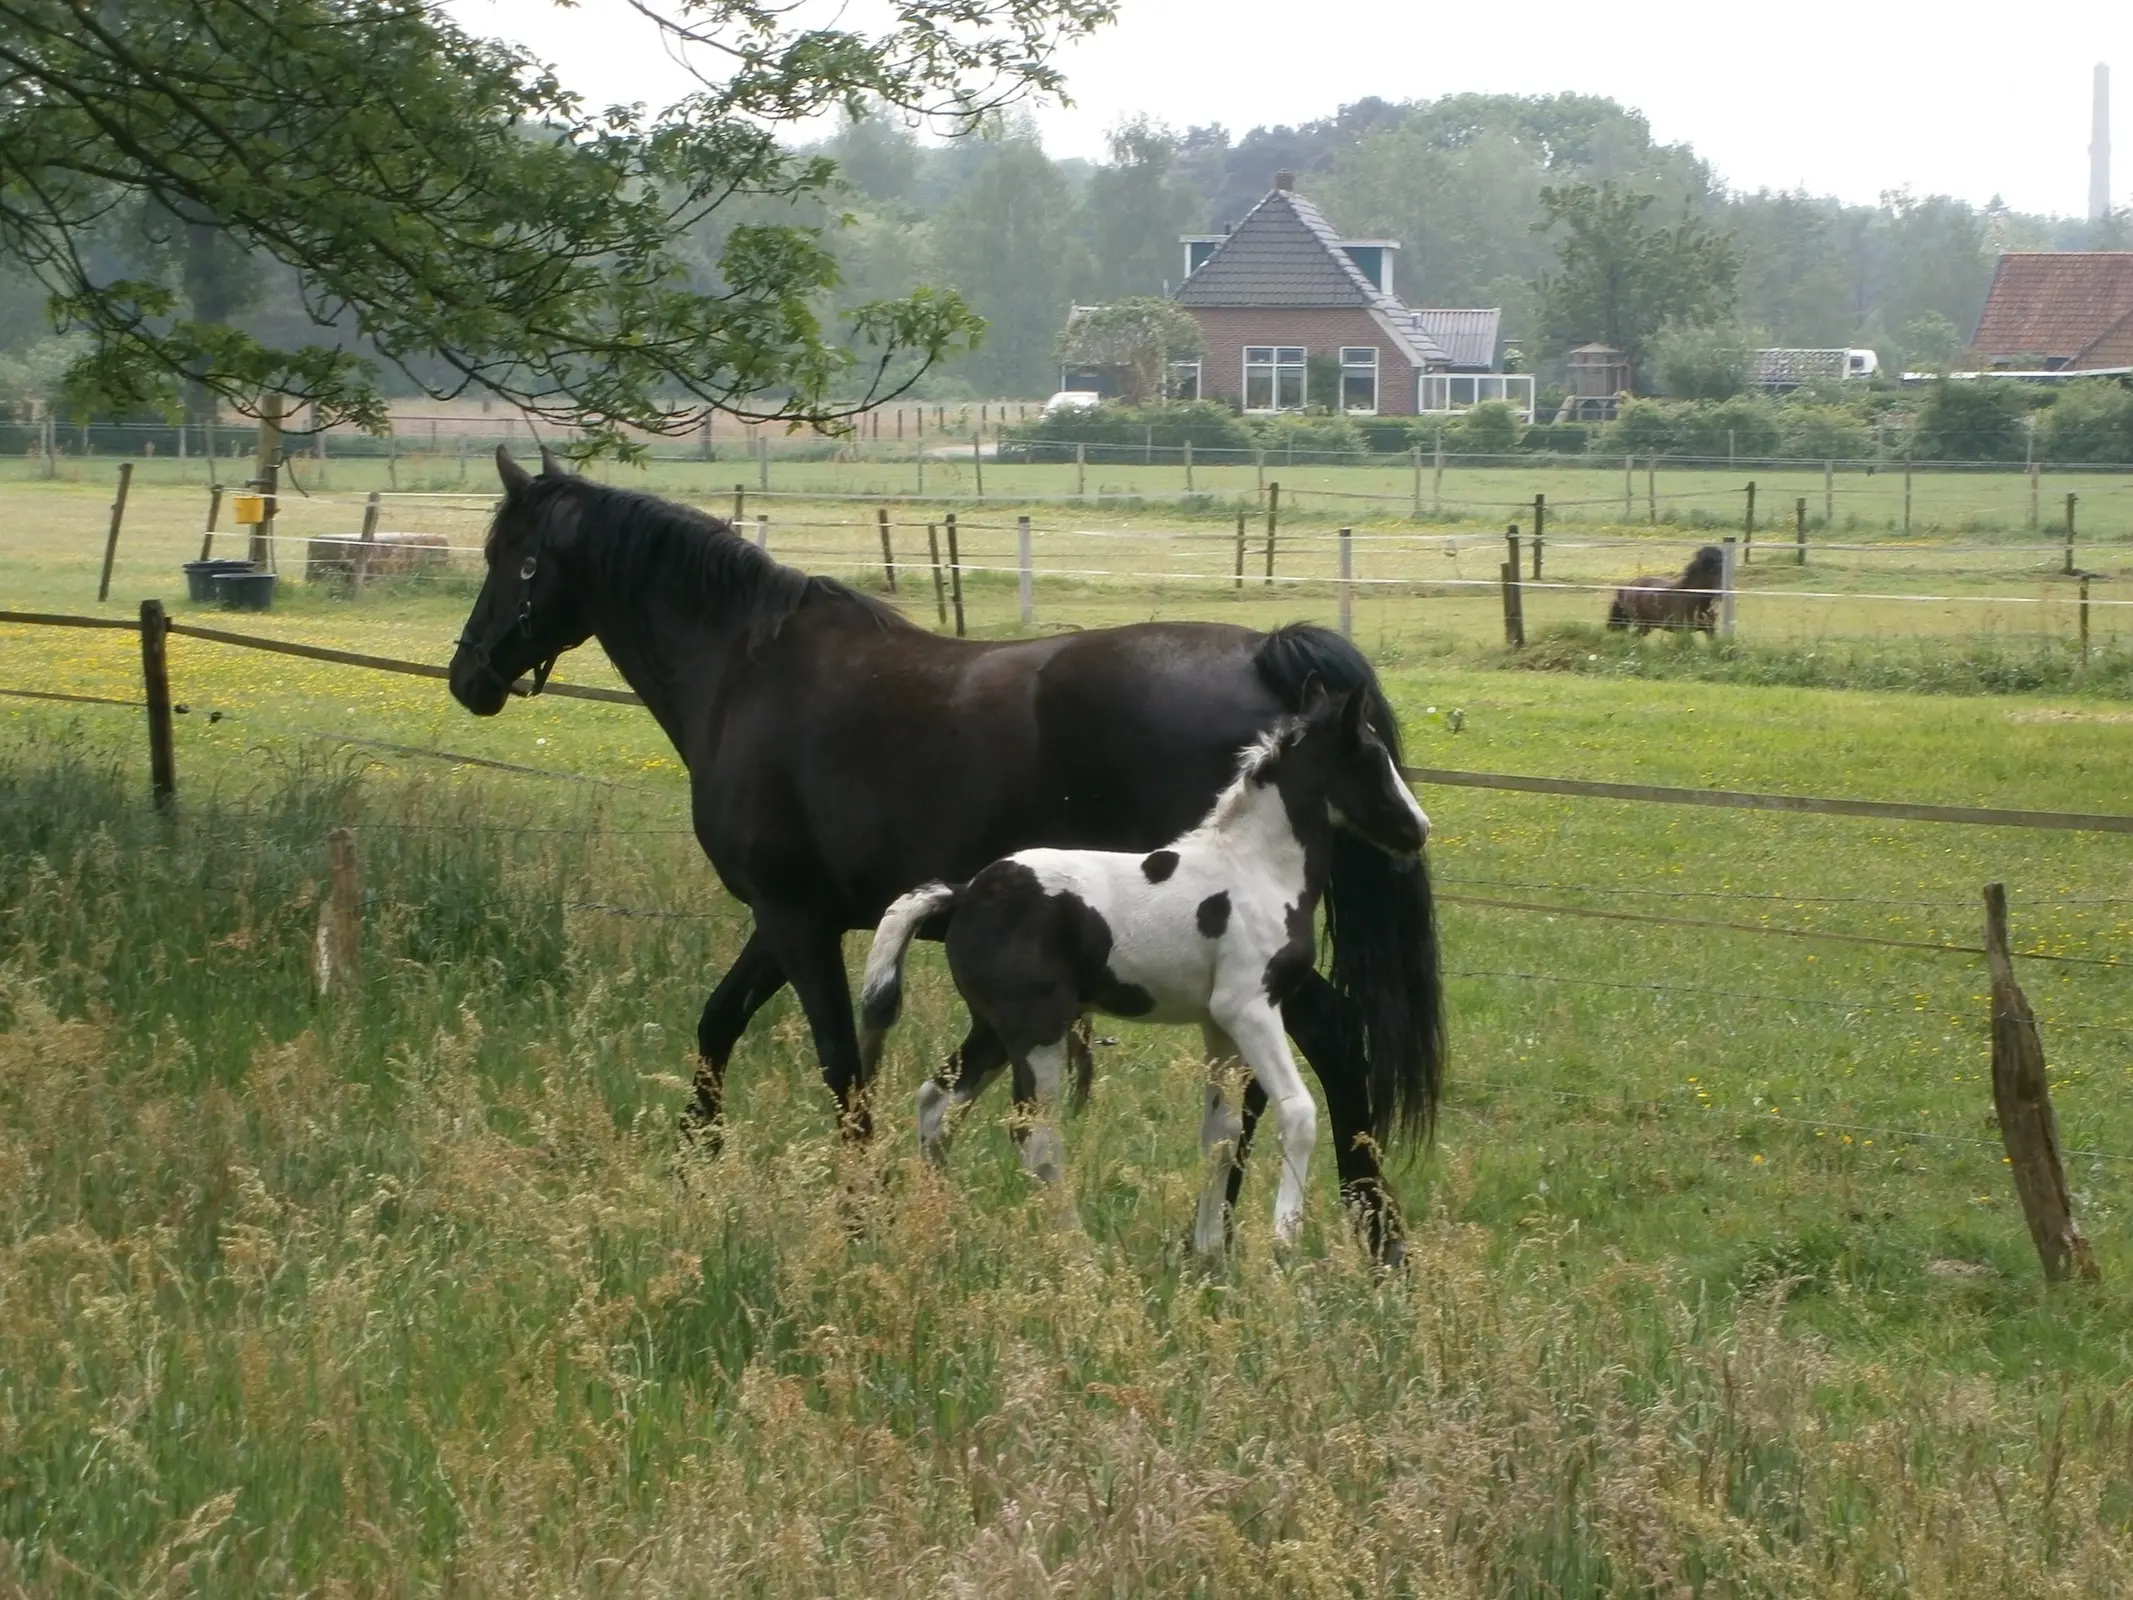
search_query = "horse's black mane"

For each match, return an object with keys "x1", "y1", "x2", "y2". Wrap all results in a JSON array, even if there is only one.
[{"x1": 495, "y1": 475, "x2": 909, "y2": 641}]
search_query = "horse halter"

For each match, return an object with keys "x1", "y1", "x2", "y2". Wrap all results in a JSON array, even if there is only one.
[{"x1": 456, "y1": 529, "x2": 560, "y2": 698}]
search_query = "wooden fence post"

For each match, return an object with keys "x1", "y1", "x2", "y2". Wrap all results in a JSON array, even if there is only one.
[
  {"x1": 2029, "y1": 460, "x2": 2041, "y2": 533},
  {"x1": 1623, "y1": 454, "x2": 1633, "y2": 520},
  {"x1": 1714, "y1": 539, "x2": 1731, "y2": 640},
  {"x1": 314, "y1": 827, "x2": 362, "y2": 1000},
  {"x1": 1233, "y1": 510, "x2": 1246, "y2": 591},
  {"x1": 1531, "y1": 492, "x2": 1545, "y2": 580},
  {"x1": 1337, "y1": 526, "x2": 1354, "y2": 639},
  {"x1": 252, "y1": 393, "x2": 282, "y2": 571},
  {"x1": 1795, "y1": 496, "x2": 1807, "y2": 566},
  {"x1": 139, "y1": 598, "x2": 175, "y2": 808},
  {"x1": 2079, "y1": 574, "x2": 2091, "y2": 664},
  {"x1": 1983, "y1": 883, "x2": 2098, "y2": 1283},
  {"x1": 754, "y1": 514, "x2": 768, "y2": 551},
  {"x1": 732, "y1": 484, "x2": 745, "y2": 525},
  {"x1": 1263, "y1": 482, "x2": 1280, "y2": 586},
  {"x1": 1902, "y1": 453, "x2": 1913, "y2": 534},
  {"x1": 877, "y1": 507, "x2": 897, "y2": 593},
  {"x1": 1412, "y1": 444, "x2": 1424, "y2": 519},
  {"x1": 199, "y1": 482, "x2": 224, "y2": 562},
  {"x1": 973, "y1": 432, "x2": 984, "y2": 498},
  {"x1": 1183, "y1": 437, "x2": 1194, "y2": 493},
  {"x1": 1075, "y1": 441, "x2": 1086, "y2": 499},
  {"x1": 354, "y1": 490, "x2": 381, "y2": 588},
  {"x1": 98, "y1": 461, "x2": 134, "y2": 601},
  {"x1": 1823, "y1": 458, "x2": 1834, "y2": 526},
  {"x1": 2064, "y1": 493, "x2": 2077, "y2": 575},
  {"x1": 757, "y1": 432, "x2": 769, "y2": 492},
  {"x1": 1016, "y1": 514, "x2": 1033, "y2": 627},
  {"x1": 1646, "y1": 454, "x2": 1657, "y2": 524},
  {"x1": 1742, "y1": 479, "x2": 1756, "y2": 563},
  {"x1": 926, "y1": 522, "x2": 948, "y2": 628},
  {"x1": 1256, "y1": 445, "x2": 1266, "y2": 497},
  {"x1": 945, "y1": 512, "x2": 965, "y2": 637},
  {"x1": 1501, "y1": 527, "x2": 1525, "y2": 648}
]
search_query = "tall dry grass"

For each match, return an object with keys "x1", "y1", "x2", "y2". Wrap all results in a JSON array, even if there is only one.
[{"x1": 1, "y1": 751, "x2": 2130, "y2": 1595}]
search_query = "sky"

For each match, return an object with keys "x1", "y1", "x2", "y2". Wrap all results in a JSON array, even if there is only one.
[{"x1": 451, "y1": 0, "x2": 2132, "y2": 218}]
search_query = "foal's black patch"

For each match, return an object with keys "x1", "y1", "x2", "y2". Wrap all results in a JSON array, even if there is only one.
[
  {"x1": 1262, "y1": 895, "x2": 1318, "y2": 1004},
  {"x1": 1196, "y1": 891, "x2": 1231, "y2": 938},
  {"x1": 1140, "y1": 849, "x2": 1179, "y2": 883}
]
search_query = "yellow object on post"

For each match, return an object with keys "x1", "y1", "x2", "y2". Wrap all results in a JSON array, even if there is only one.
[{"x1": 230, "y1": 493, "x2": 267, "y2": 525}]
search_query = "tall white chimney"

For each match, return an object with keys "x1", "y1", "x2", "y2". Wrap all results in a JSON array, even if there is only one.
[{"x1": 2092, "y1": 64, "x2": 2112, "y2": 222}]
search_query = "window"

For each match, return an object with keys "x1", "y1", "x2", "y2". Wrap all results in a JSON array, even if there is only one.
[
  {"x1": 1339, "y1": 347, "x2": 1378, "y2": 413},
  {"x1": 1419, "y1": 372, "x2": 1537, "y2": 421},
  {"x1": 1166, "y1": 361, "x2": 1202, "y2": 402},
  {"x1": 1243, "y1": 346, "x2": 1306, "y2": 411}
]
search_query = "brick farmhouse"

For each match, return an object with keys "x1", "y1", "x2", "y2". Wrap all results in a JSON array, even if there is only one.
[{"x1": 1169, "y1": 173, "x2": 1506, "y2": 418}]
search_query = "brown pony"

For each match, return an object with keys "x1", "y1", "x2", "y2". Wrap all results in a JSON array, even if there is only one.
[{"x1": 1606, "y1": 545, "x2": 1726, "y2": 635}]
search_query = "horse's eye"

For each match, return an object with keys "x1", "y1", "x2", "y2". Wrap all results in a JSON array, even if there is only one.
[{"x1": 519, "y1": 557, "x2": 538, "y2": 581}]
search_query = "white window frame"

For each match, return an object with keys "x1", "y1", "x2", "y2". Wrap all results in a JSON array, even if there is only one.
[
  {"x1": 1418, "y1": 372, "x2": 1536, "y2": 422},
  {"x1": 1243, "y1": 346, "x2": 1307, "y2": 412},
  {"x1": 1338, "y1": 347, "x2": 1379, "y2": 413}
]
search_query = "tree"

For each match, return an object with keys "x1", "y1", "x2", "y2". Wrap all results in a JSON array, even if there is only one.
[
  {"x1": 1052, "y1": 297, "x2": 1202, "y2": 405},
  {"x1": 2039, "y1": 380, "x2": 2133, "y2": 463},
  {"x1": 1530, "y1": 181, "x2": 1739, "y2": 381},
  {"x1": 932, "y1": 133, "x2": 1088, "y2": 396},
  {"x1": 1910, "y1": 378, "x2": 2031, "y2": 461},
  {"x1": 1648, "y1": 322, "x2": 1756, "y2": 400},
  {"x1": 1082, "y1": 120, "x2": 1200, "y2": 299},
  {"x1": 0, "y1": 0, "x2": 1112, "y2": 446}
]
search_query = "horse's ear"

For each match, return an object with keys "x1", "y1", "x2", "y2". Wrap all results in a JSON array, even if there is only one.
[
  {"x1": 1298, "y1": 674, "x2": 1332, "y2": 717},
  {"x1": 1340, "y1": 685, "x2": 1371, "y2": 742},
  {"x1": 538, "y1": 444, "x2": 567, "y2": 478},
  {"x1": 495, "y1": 446, "x2": 531, "y2": 498}
]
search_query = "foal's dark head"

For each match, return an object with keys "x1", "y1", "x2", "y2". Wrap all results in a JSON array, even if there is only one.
[
  {"x1": 1682, "y1": 544, "x2": 1726, "y2": 591},
  {"x1": 450, "y1": 447, "x2": 600, "y2": 715},
  {"x1": 1261, "y1": 685, "x2": 1430, "y2": 862}
]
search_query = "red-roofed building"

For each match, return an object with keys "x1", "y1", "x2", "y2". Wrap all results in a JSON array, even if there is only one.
[{"x1": 1968, "y1": 254, "x2": 2133, "y2": 371}]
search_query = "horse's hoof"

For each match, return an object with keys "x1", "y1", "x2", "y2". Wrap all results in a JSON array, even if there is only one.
[{"x1": 676, "y1": 1107, "x2": 724, "y2": 1159}]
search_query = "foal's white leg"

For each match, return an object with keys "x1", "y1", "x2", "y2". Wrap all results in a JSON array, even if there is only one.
[
  {"x1": 1013, "y1": 1038, "x2": 1070, "y2": 1185},
  {"x1": 1219, "y1": 1002, "x2": 1318, "y2": 1245},
  {"x1": 1194, "y1": 1023, "x2": 1245, "y2": 1263}
]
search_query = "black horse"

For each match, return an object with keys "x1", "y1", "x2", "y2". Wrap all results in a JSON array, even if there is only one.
[
  {"x1": 1605, "y1": 544, "x2": 1727, "y2": 635},
  {"x1": 449, "y1": 449, "x2": 1444, "y2": 1258}
]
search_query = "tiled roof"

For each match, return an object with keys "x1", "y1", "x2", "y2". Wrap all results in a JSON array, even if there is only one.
[
  {"x1": 1177, "y1": 185, "x2": 1449, "y2": 366},
  {"x1": 1177, "y1": 188, "x2": 1382, "y2": 309},
  {"x1": 1970, "y1": 254, "x2": 2133, "y2": 365},
  {"x1": 1748, "y1": 348, "x2": 1849, "y2": 387},
  {"x1": 1408, "y1": 308, "x2": 1499, "y2": 371}
]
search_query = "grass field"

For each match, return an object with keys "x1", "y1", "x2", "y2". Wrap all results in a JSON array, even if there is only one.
[{"x1": 4, "y1": 462, "x2": 2133, "y2": 1592}]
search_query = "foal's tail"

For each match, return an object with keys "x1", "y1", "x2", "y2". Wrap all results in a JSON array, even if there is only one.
[
  {"x1": 1605, "y1": 592, "x2": 1630, "y2": 630},
  {"x1": 859, "y1": 882, "x2": 959, "y2": 1069}
]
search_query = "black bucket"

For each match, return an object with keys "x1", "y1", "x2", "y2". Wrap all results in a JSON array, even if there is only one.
[
  {"x1": 183, "y1": 558, "x2": 256, "y2": 603},
  {"x1": 213, "y1": 571, "x2": 277, "y2": 612}
]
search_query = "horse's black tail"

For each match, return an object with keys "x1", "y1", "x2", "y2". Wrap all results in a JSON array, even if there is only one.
[
  {"x1": 1606, "y1": 593, "x2": 1630, "y2": 630},
  {"x1": 859, "y1": 882, "x2": 958, "y2": 1074},
  {"x1": 1252, "y1": 623, "x2": 1445, "y2": 1147}
]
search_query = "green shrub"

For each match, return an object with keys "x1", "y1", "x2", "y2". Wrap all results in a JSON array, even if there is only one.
[
  {"x1": 1519, "y1": 422, "x2": 1590, "y2": 455},
  {"x1": 1006, "y1": 400, "x2": 1252, "y2": 457},
  {"x1": 1649, "y1": 322, "x2": 1755, "y2": 401},
  {"x1": 1450, "y1": 399, "x2": 1522, "y2": 453},
  {"x1": 1354, "y1": 415, "x2": 1424, "y2": 454},
  {"x1": 1777, "y1": 403, "x2": 1873, "y2": 462},
  {"x1": 1247, "y1": 412, "x2": 1367, "y2": 459},
  {"x1": 1909, "y1": 377, "x2": 2032, "y2": 461},
  {"x1": 2039, "y1": 379, "x2": 2133, "y2": 463}
]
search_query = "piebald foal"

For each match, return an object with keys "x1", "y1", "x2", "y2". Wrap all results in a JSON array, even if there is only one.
[{"x1": 859, "y1": 685, "x2": 1430, "y2": 1257}]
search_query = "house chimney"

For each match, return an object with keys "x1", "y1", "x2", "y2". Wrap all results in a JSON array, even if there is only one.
[
  {"x1": 2092, "y1": 64, "x2": 2112, "y2": 222},
  {"x1": 1273, "y1": 170, "x2": 1295, "y2": 192}
]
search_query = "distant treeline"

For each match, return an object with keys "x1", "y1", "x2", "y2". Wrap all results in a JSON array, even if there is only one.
[{"x1": 3, "y1": 92, "x2": 2128, "y2": 407}]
